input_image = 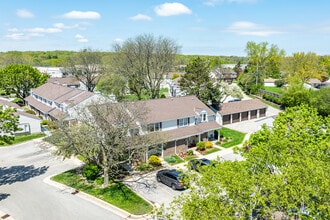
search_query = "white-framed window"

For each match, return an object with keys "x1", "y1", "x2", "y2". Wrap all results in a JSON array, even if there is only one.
[
  {"x1": 147, "y1": 122, "x2": 161, "y2": 132},
  {"x1": 200, "y1": 110, "x2": 207, "y2": 122},
  {"x1": 178, "y1": 118, "x2": 189, "y2": 127}
]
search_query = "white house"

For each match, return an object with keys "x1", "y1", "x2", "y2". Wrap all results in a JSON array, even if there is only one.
[
  {"x1": 0, "y1": 98, "x2": 42, "y2": 134},
  {"x1": 24, "y1": 82, "x2": 107, "y2": 121}
]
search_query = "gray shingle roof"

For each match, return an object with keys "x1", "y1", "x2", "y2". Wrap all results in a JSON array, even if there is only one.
[
  {"x1": 219, "y1": 99, "x2": 267, "y2": 115},
  {"x1": 141, "y1": 95, "x2": 215, "y2": 123}
]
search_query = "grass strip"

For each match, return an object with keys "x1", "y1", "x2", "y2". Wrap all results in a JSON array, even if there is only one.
[{"x1": 51, "y1": 169, "x2": 153, "y2": 215}]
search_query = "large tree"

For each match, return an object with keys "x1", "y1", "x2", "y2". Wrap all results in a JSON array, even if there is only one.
[
  {"x1": 0, "y1": 64, "x2": 48, "y2": 101},
  {"x1": 112, "y1": 34, "x2": 180, "y2": 100},
  {"x1": 48, "y1": 101, "x2": 160, "y2": 185},
  {"x1": 245, "y1": 41, "x2": 285, "y2": 83},
  {"x1": 282, "y1": 52, "x2": 326, "y2": 83},
  {"x1": 65, "y1": 48, "x2": 105, "y2": 92},
  {"x1": 167, "y1": 105, "x2": 329, "y2": 219},
  {"x1": 179, "y1": 57, "x2": 221, "y2": 106},
  {"x1": 0, "y1": 106, "x2": 19, "y2": 145}
]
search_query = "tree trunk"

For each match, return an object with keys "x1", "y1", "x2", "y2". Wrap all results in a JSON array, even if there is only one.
[{"x1": 103, "y1": 166, "x2": 109, "y2": 186}]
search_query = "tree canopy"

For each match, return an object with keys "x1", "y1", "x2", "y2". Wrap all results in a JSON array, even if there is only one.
[
  {"x1": 111, "y1": 34, "x2": 180, "y2": 100},
  {"x1": 282, "y1": 52, "x2": 326, "y2": 83},
  {"x1": 0, "y1": 106, "x2": 19, "y2": 145},
  {"x1": 179, "y1": 57, "x2": 221, "y2": 106},
  {"x1": 0, "y1": 64, "x2": 48, "y2": 101},
  {"x1": 47, "y1": 101, "x2": 161, "y2": 185},
  {"x1": 65, "y1": 48, "x2": 105, "y2": 92},
  {"x1": 168, "y1": 105, "x2": 329, "y2": 219}
]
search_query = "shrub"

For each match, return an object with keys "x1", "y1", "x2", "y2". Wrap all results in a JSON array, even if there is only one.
[
  {"x1": 41, "y1": 120, "x2": 49, "y2": 126},
  {"x1": 136, "y1": 162, "x2": 153, "y2": 171},
  {"x1": 187, "y1": 150, "x2": 194, "y2": 156},
  {"x1": 275, "y1": 79, "x2": 285, "y2": 87},
  {"x1": 171, "y1": 72, "x2": 180, "y2": 80},
  {"x1": 205, "y1": 141, "x2": 213, "y2": 149},
  {"x1": 25, "y1": 109, "x2": 36, "y2": 115},
  {"x1": 196, "y1": 141, "x2": 206, "y2": 151},
  {"x1": 82, "y1": 163, "x2": 100, "y2": 180},
  {"x1": 164, "y1": 156, "x2": 177, "y2": 163},
  {"x1": 148, "y1": 155, "x2": 161, "y2": 167},
  {"x1": 215, "y1": 141, "x2": 221, "y2": 146}
]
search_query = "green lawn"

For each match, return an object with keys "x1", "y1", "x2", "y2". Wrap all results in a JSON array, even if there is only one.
[
  {"x1": 1, "y1": 133, "x2": 46, "y2": 146},
  {"x1": 203, "y1": 147, "x2": 221, "y2": 155},
  {"x1": 220, "y1": 127, "x2": 246, "y2": 148},
  {"x1": 263, "y1": 86, "x2": 284, "y2": 94},
  {"x1": 51, "y1": 169, "x2": 153, "y2": 215}
]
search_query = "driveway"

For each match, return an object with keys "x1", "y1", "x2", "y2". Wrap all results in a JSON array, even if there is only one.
[{"x1": 0, "y1": 139, "x2": 125, "y2": 220}]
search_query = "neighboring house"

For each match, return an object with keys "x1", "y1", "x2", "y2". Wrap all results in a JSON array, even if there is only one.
[
  {"x1": 139, "y1": 95, "x2": 221, "y2": 158},
  {"x1": 217, "y1": 99, "x2": 267, "y2": 125},
  {"x1": 24, "y1": 82, "x2": 105, "y2": 121},
  {"x1": 0, "y1": 98, "x2": 42, "y2": 135},
  {"x1": 35, "y1": 67, "x2": 64, "y2": 78},
  {"x1": 264, "y1": 78, "x2": 277, "y2": 87},
  {"x1": 15, "y1": 111, "x2": 42, "y2": 135},
  {"x1": 211, "y1": 68, "x2": 237, "y2": 83},
  {"x1": 47, "y1": 77, "x2": 80, "y2": 89},
  {"x1": 307, "y1": 78, "x2": 322, "y2": 88}
]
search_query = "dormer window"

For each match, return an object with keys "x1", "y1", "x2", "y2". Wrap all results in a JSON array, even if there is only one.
[{"x1": 200, "y1": 110, "x2": 207, "y2": 122}]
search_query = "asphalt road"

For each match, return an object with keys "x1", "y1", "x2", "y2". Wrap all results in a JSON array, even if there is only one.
[{"x1": 0, "y1": 139, "x2": 124, "y2": 220}]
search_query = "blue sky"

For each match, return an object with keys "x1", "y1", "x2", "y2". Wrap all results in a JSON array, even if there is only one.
[{"x1": 1, "y1": 0, "x2": 330, "y2": 56}]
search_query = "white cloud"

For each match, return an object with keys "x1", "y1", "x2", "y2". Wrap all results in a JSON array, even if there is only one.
[
  {"x1": 203, "y1": 0, "x2": 257, "y2": 6},
  {"x1": 8, "y1": 28, "x2": 19, "y2": 32},
  {"x1": 60, "y1": 11, "x2": 101, "y2": 19},
  {"x1": 5, "y1": 33, "x2": 26, "y2": 40},
  {"x1": 114, "y1": 38, "x2": 124, "y2": 44},
  {"x1": 16, "y1": 9, "x2": 35, "y2": 18},
  {"x1": 154, "y1": 2, "x2": 192, "y2": 16},
  {"x1": 226, "y1": 21, "x2": 282, "y2": 36},
  {"x1": 129, "y1": 14, "x2": 152, "y2": 21},
  {"x1": 75, "y1": 34, "x2": 88, "y2": 42},
  {"x1": 27, "y1": 27, "x2": 62, "y2": 33},
  {"x1": 53, "y1": 23, "x2": 80, "y2": 29}
]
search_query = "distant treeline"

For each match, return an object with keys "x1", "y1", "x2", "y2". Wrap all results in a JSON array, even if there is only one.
[{"x1": 0, "y1": 51, "x2": 247, "y2": 68}]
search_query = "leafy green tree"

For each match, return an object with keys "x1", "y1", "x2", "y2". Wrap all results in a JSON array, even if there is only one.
[
  {"x1": 0, "y1": 64, "x2": 48, "y2": 101},
  {"x1": 167, "y1": 105, "x2": 329, "y2": 219},
  {"x1": 283, "y1": 52, "x2": 326, "y2": 83},
  {"x1": 96, "y1": 74, "x2": 126, "y2": 101},
  {"x1": 280, "y1": 82, "x2": 313, "y2": 108},
  {"x1": 179, "y1": 57, "x2": 221, "y2": 105},
  {"x1": 310, "y1": 87, "x2": 330, "y2": 117},
  {"x1": 245, "y1": 41, "x2": 285, "y2": 82},
  {"x1": 112, "y1": 34, "x2": 180, "y2": 99},
  {"x1": 0, "y1": 106, "x2": 19, "y2": 145}
]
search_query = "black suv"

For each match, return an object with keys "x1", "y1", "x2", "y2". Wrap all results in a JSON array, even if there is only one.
[
  {"x1": 156, "y1": 169, "x2": 186, "y2": 190},
  {"x1": 189, "y1": 158, "x2": 212, "y2": 171}
]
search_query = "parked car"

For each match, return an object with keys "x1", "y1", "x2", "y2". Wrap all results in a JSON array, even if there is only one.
[
  {"x1": 189, "y1": 158, "x2": 212, "y2": 171},
  {"x1": 156, "y1": 169, "x2": 187, "y2": 190}
]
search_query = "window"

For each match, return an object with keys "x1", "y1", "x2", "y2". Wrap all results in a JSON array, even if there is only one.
[
  {"x1": 147, "y1": 122, "x2": 162, "y2": 132},
  {"x1": 200, "y1": 110, "x2": 207, "y2": 122},
  {"x1": 129, "y1": 128, "x2": 139, "y2": 136},
  {"x1": 178, "y1": 118, "x2": 189, "y2": 127}
]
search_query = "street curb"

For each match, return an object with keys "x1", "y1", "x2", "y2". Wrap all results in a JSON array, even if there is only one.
[{"x1": 43, "y1": 175, "x2": 152, "y2": 220}]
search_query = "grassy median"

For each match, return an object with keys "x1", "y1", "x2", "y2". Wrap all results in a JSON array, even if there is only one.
[{"x1": 51, "y1": 169, "x2": 153, "y2": 215}]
